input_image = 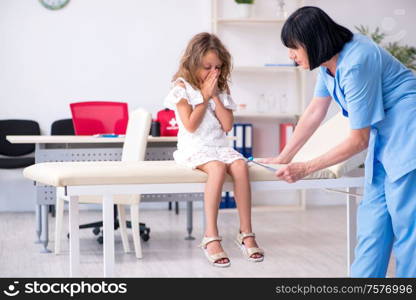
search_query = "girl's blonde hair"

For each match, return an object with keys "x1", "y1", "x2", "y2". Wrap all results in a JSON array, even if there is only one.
[{"x1": 173, "y1": 32, "x2": 232, "y2": 92}]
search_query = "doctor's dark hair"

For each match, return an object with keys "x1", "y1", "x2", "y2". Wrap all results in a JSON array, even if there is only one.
[
  {"x1": 173, "y1": 32, "x2": 231, "y2": 92},
  {"x1": 281, "y1": 6, "x2": 353, "y2": 70}
]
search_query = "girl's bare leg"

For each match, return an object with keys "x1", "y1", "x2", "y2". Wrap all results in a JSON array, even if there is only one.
[
  {"x1": 197, "y1": 160, "x2": 228, "y2": 264},
  {"x1": 227, "y1": 159, "x2": 262, "y2": 259}
]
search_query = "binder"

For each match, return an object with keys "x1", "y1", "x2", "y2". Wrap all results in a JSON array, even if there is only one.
[
  {"x1": 234, "y1": 123, "x2": 244, "y2": 155},
  {"x1": 227, "y1": 191, "x2": 236, "y2": 208},
  {"x1": 220, "y1": 192, "x2": 228, "y2": 209},
  {"x1": 233, "y1": 123, "x2": 253, "y2": 158},
  {"x1": 243, "y1": 124, "x2": 253, "y2": 158},
  {"x1": 279, "y1": 123, "x2": 295, "y2": 153}
]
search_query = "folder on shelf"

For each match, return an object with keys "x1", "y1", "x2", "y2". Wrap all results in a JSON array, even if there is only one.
[
  {"x1": 243, "y1": 124, "x2": 253, "y2": 158},
  {"x1": 220, "y1": 192, "x2": 228, "y2": 209},
  {"x1": 234, "y1": 123, "x2": 245, "y2": 155},
  {"x1": 227, "y1": 191, "x2": 236, "y2": 208},
  {"x1": 233, "y1": 123, "x2": 253, "y2": 158}
]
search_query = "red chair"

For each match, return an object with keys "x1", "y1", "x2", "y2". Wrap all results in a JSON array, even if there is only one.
[
  {"x1": 70, "y1": 101, "x2": 129, "y2": 135},
  {"x1": 68, "y1": 101, "x2": 151, "y2": 246}
]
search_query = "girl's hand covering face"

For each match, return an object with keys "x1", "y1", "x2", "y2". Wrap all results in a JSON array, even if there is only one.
[{"x1": 201, "y1": 69, "x2": 219, "y2": 101}]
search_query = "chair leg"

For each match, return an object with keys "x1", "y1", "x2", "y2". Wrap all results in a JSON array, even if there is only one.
[
  {"x1": 54, "y1": 188, "x2": 65, "y2": 255},
  {"x1": 117, "y1": 204, "x2": 130, "y2": 253},
  {"x1": 131, "y1": 202, "x2": 142, "y2": 259}
]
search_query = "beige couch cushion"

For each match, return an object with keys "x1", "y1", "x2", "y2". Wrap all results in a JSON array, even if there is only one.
[
  {"x1": 23, "y1": 160, "x2": 336, "y2": 187},
  {"x1": 23, "y1": 113, "x2": 366, "y2": 188}
]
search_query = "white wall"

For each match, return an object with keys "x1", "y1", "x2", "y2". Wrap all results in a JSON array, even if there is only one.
[
  {"x1": 0, "y1": 0, "x2": 211, "y2": 131},
  {"x1": 0, "y1": 0, "x2": 211, "y2": 211},
  {"x1": 1, "y1": 0, "x2": 415, "y2": 211}
]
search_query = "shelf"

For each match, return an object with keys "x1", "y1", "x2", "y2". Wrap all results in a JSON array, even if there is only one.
[
  {"x1": 212, "y1": 0, "x2": 306, "y2": 119},
  {"x1": 233, "y1": 66, "x2": 299, "y2": 73},
  {"x1": 214, "y1": 18, "x2": 286, "y2": 24},
  {"x1": 234, "y1": 112, "x2": 297, "y2": 119}
]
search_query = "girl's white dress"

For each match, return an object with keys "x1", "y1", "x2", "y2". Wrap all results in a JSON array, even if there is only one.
[{"x1": 164, "y1": 77, "x2": 245, "y2": 169}]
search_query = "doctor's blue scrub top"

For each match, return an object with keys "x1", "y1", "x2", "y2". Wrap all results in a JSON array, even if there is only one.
[{"x1": 314, "y1": 34, "x2": 416, "y2": 183}]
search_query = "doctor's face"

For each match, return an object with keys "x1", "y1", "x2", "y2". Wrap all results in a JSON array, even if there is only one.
[{"x1": 288, "y1": 47, "x2": 309, "y2": 69}]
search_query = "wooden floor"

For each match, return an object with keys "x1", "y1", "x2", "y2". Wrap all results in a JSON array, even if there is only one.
[{"x1": 0, "y1": 206, "x2": 394, "y2": 277}]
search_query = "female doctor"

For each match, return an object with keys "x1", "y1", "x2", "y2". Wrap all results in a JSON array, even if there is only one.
[{"x1": 262, "y1": 6, "x2": 416, "y2": 277}]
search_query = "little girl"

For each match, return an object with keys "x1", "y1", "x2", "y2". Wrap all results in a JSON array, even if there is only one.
[{"x1": 164, "y1": 32, "x2": 264, "y2": 267}]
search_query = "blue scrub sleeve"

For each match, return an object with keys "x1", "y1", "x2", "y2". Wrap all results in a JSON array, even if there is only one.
[
  {"x1": 342, "y1": 64, "x2": 385, "y2": 129},
  {"x1": 313, "y1": 73, "x2": 330, "y2": 98}
]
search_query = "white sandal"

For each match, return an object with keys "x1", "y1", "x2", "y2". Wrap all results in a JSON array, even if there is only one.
[
  {"x1": 199, "y1": 236, "x2": 231, "y2": 268},
  {"x1": 235, "y1": 232, "x2": 264, "y2": 262}
]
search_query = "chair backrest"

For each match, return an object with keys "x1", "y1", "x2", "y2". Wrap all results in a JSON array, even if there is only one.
[
  {"x1": 51, "y1": 119, "x2": 75, "y2": 135},
  {"x1": 121, "y1": 108, "x2": 152, "y2": 162},
  {"x1": 0, "y1": 119, "x2": 40, "y2": 156},
  {"x1": 70, "y1": 101, "x2": 129, "y2": 135},
  {"x1": 293, "y1": 112, "x2": 366, "y2": 177}
]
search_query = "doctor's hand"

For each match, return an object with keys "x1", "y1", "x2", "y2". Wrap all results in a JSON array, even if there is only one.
[{"x1": 275, "y1": 162, "x2": 311, "y2": 183}]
